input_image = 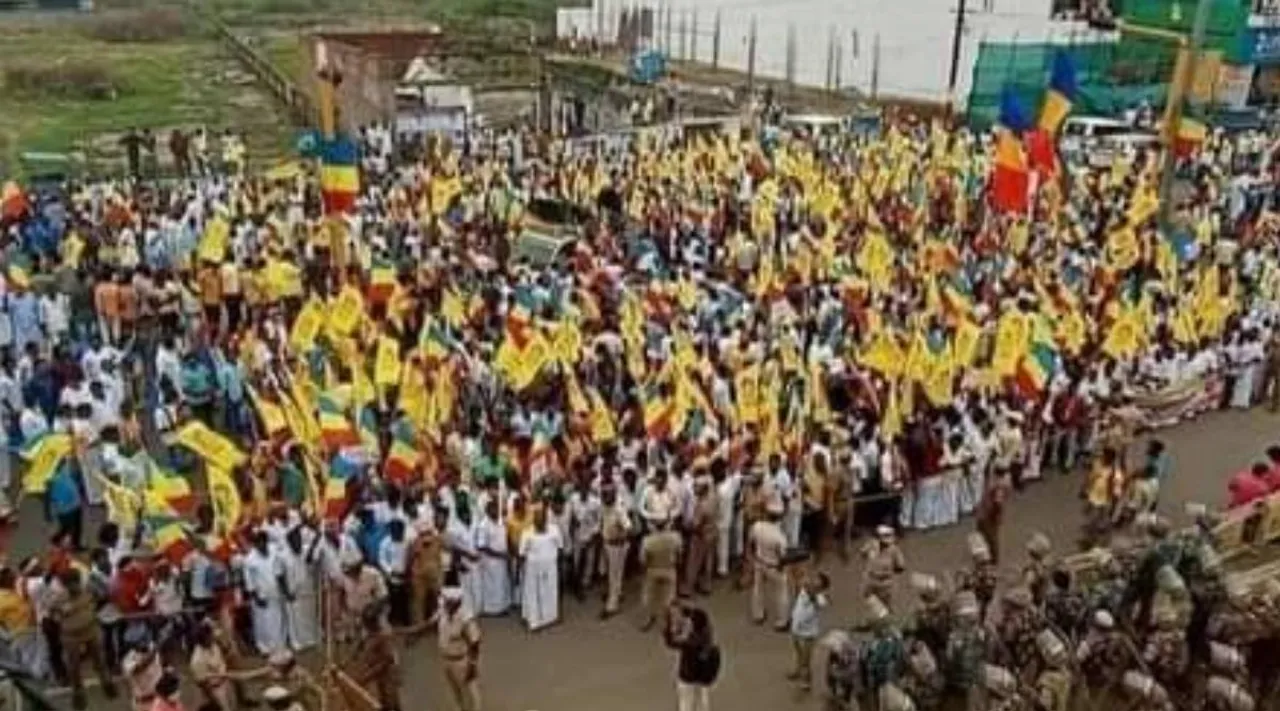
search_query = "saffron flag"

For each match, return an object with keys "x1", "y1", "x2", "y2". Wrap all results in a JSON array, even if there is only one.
[
  {"x1": 1038, "y1": 51, "x2": 1078, "y2": 135},
  {"x1": 319, "y1": 135, "x2": 360, "y2": 215}
]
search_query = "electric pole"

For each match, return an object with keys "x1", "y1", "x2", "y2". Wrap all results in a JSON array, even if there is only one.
[{"x1": 946, "y1": 0, "x2": 969, "y2": 116}]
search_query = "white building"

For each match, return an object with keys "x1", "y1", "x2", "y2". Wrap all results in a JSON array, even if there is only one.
[
  {"x1": 559, "y1": 0, "x2": 1100, "y2": 105},
  {"x1": 394, "y1": 57, "x2": 476, "y2": 141}
]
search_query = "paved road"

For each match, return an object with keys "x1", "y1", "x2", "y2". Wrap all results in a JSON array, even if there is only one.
[{"x1": 10, "y1": 407, "x2": 1280, "y2": 711}]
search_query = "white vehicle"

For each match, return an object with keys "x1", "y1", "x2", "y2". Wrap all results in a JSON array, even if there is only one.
[{"x1": 1061, "y1": 116, "x2": 1160, "y2": 168}]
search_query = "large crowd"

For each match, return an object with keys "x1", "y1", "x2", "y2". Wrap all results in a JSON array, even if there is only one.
[{"x1": 0, "y1": 102, "x2": 1277, "y2": 711}]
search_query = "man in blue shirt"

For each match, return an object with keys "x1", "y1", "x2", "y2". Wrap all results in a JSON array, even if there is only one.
[{"x1": 46, "y1": 463, "x2": 83, "y2": 550}]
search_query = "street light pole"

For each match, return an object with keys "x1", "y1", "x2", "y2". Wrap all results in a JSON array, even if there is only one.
[{"x1": 1156, "y1": 0, "x2": 1214, "y2": 233}]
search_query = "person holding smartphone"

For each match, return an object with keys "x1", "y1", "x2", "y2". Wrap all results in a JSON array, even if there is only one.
[{"x1": 664, "y1": 603, "x2": 721, "y2": 711}]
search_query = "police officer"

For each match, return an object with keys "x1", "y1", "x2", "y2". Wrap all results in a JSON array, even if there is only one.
[
  {"x1": 347, "y1": 608, "x2": 402, "y2": 711},
  {"x1": 906, "y1": 573, "x2": 951, "y2": 658},
  {"x1": 878, "y1": 683, "x2": 917, "y2": 711},
  {"x1": 640, "y1": 515, "x2": 682, "y2": 631},
  {"x1": 862, "y1": 525, "x2": 905, "y2": 610},
  {"x1": 57, "y1": 568, "x2": 118, "y2": 710},
  {"x1": 748, "y1": 498, "x2": 789, "y2": 629},
  {"x1": 437, "y1": 586, "x2": 482, "y2": 711}
]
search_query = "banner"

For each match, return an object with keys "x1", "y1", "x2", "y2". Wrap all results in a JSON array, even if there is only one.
[
  {"x1": 20, "y1": 433, "x2": 73, "y2": 494},
  {"x1": 207, "y1": 466, "x2": 243, "y2": 536},
  {"x1": 1129, "y1": 375, "x2": 1223, "y2": 429}
]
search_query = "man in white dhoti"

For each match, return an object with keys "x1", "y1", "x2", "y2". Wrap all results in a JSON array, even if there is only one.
[
  {"x1": 474, "y1": 499, "x2": 511, "y2": 616},
  {"x1": 714, "y1": 461, "x2": 741, "y2": 577},
  {"x1": 279, "y1": 527, "x2": 319, "y2": 651},
  {"x1": 243, "y1": 531, "x2": 288, "y2": 656},
  {"x1": 518, "y1": 507, "x2": 563, "y2": 631}
]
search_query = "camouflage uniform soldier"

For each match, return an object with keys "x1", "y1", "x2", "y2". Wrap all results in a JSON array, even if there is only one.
[
  {"x1": 1207, "y1": 582, "x2": 1259, "y2": 649},
  {"x1": 1121, "y1": 671, "x2": 1175, "y2": 711},
  {"x1": 1142, "y1": 603, "x2": 1190, "y2": 694},
  {"x1": 906, "y1": 573, "x2": 951, "y2": 657},
  {"x1": 900, "y1": 640, "x2": 944, "y2": 711},
  {"x1": 824, "y1": 630, "x2": 860, "y2": 711},
  {"x1": 860, "y1": 596, "x2": 906, "y2": 697},
  {"x1": 1075, "y1": 610, "x2": 1130, "y2": 691},
  {"x1": 957, "y1": 533, "x2": 998, "y2": 622},
  {"x1": 984, "y1": 665, "x2": 1032, "y2": 711},
  {"x1": 879, "y1": 683, "x2": 917, "y2": 711},
  {"x1": 1034, "y1": 630, "x2": 1072, "y2": 711},
  {"x1": 1204, "y1": 676, "x2": 1256, "y2": 711},
  {"x1": 1208, "y1": 642, "x2": 1249, "y2": 686},
  {"x1": 995, "y1": 587, "x2": 1044, "y2": 681},
  {"x1": 1044, "y1": 567, "x2": 1087, "y2": 639},
  {"x1": 944, "y1": 591, "x2": 987, "y2": 711},
  {"x1": 1125, "y1": 517, "x2": 1182, "y2": 628},
  {"x1": 1246, "y1": 579, "x2": 1280, "y2": 698},
  {"x1": 1152, "y1": 566, "x2": 1194, "y2": 628},
  {"x1": 1083, "y1": 547, "x2": 1126, "y2": 617},
  {"x1": 1021, "y1": 533, "x2": 1053, "y2": 606}
]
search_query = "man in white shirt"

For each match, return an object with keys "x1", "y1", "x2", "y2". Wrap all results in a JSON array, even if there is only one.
[
  {"x1": 378, "y1": 520, "x2": 411, "y2": 628},
  {"x1": 568, "y1": 480, "x2": 602, "y2": 599}
]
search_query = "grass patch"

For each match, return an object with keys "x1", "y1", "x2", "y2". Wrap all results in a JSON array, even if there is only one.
[
  {"x1": 0, "y1": 20, "x2": 292, "y2": 178},
  {"x1": 82, "y1": 7, "x2": 191, "y2": 43}
]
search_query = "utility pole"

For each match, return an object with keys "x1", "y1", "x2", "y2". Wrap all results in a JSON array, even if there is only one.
[
  {"x1": 712, "y1": 9, "x2": 721, "y2": 68},
  {"x1": 871, "y1": 32, "x2": 881, "y2": 100},
  {"x1": 1157, "y1": 0, "x2": 1214, "y2": 232},
  {"x1": 679, "y1": 10, "x2": 688, "y2": 60},
  {"x1": 834, "y1": 39, "x2": 843, "y2": 93},
  {"x1": 946, "y1": 0, "x2": 969, "y2": 115},
  {"x1": 825, "y1": 27, "x2": 836, "y2": 91},
  {"x1": 747, "y1": 16, "x2": 758, "y2": 97}
]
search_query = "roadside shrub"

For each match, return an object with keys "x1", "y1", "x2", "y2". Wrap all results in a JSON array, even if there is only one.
[
  {"x1": 84, "y1": 8, "x2": 189, "y2": 42},
  {"x1": 3, "y1": 62, "x2": 125, "y2": 101}
]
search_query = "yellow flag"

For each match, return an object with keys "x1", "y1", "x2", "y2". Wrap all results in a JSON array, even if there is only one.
[
  {"x1": 1102, "y1": 309, "x2": 1143, "y2": 359},
  {"x1": 992, "y1": 312, "x2": 1028, "y2": 376},
  {"x1": 329, "y1": 287, "x2": 364, "y2": 337},
  {"x1": 207, "y1": 466, "x2": 243, "y2": 537},
  {"x1": 882, "y1": 379, "x2": 904, "y2": 438},
  {"x1": 171, "y1": 421, "x2": 248, "y2": 469},
  {"x1": 21, "y1": 433, "x2": 73, "y2": 494},
  {"x1": 1057, "y1": 309, "x2": 1087, "y2": 355},
  {"x1": 735, "y1": 365, "x2": 762, "y2": 425},
  {"x1": 587, "y1": 389, "x2": 617, "y2": 444},
  {"x1": 859, "y1": 330, "x2": 904, "y2": 377},
  {"x1": 1105, "y1": 227, "x2": 1140, "y2": 272},
  {"x1": 374, "y1": 336, "x2": 402, "y2": 387},
  {"x1": 97, "y1": 474, "x2": 141, "y2": 533},
  {"x1": 290, "y1": 297, "x2": 324, "y2": 352},
  {"x1": 248, "y1": 386, "x2": 287, "y2": 438},
  {"x1": 551, "y1": 320, "x2": 582, "y2": 367},
  {"x1": 857, "y1": 231, "x2": 894, "y2": 293},
  {"x1": 953, "y1": 320, "x2": 982, "y2": 367},
  {"x1": 441, "y1": 288, "x2": 467, "y2": 329},
  {"x1": 198, "y1": 216, "x2": 230, "y2": 263}
]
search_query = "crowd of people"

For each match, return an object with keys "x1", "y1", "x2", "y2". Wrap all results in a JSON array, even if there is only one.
[{"x1": 0, "y1": 99, "x2": 1277, "y2": 711}]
